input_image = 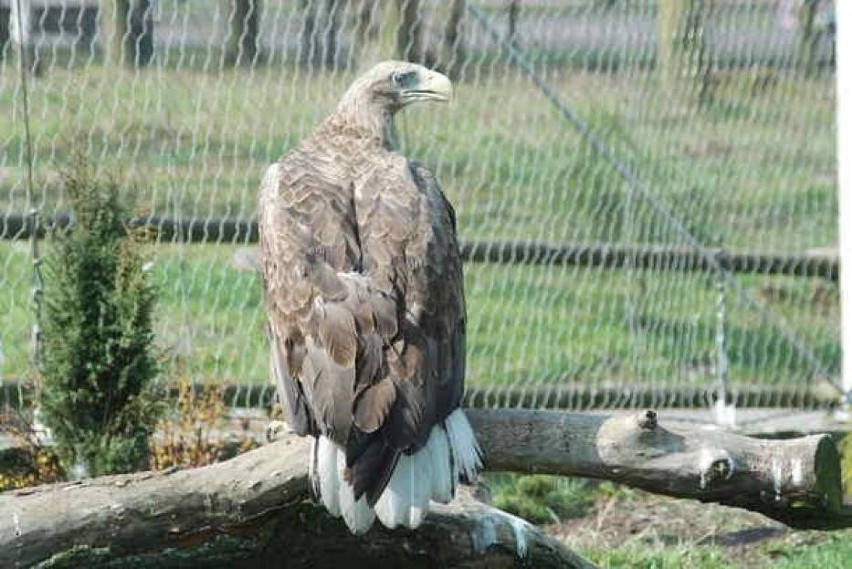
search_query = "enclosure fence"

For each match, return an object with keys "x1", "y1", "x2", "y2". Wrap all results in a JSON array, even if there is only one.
[{"x1": 0, "y1": 0, "x2": 840, "y2": 418}]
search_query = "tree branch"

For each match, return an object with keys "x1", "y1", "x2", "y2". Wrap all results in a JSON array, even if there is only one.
[
  {"x1": 466, "y1": 408, "x2": 847, "y2": 529},
  {"x1": 0, "y1": 408, "x2": 847, "y2": 567},
  {"x1": 0, "y1": 434, "x2": 591, "y2": 568}
]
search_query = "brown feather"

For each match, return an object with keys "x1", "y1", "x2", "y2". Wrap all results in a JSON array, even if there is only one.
[
  {"x1": 344, "y1": 437, "x2": 400, "y2": 506},
  {"x1": 356, "y1": 332, "x2": 384, "y2": 386},
  {"x1": 313, "y1": 263, "x2": 348, "y2": 300},
  {"x1": 371, "y1": 291, "x2": 399, "y2": 339},
  {"x1": 317, "y1": 302, "x2": 358, "y2": 367},
  {"x1": 352, "y1": 377, "x2": 397, "y2": 433}
]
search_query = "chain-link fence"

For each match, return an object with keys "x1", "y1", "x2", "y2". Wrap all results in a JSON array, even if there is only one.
[{"x1": 0, "y1": 1, "x2": 840, "y2": 417}]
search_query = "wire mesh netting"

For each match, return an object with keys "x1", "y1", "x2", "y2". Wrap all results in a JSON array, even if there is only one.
[{"x1": 0, "y1": 0, "x2": 840, "y2": 414}]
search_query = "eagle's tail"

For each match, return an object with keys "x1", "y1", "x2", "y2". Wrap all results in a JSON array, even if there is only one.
[{"x1": 311, "y1": 408, "x2": 482, "y2": 534}]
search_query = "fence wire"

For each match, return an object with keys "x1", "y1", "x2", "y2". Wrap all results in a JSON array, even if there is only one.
[{"x1": 0, "y1": 0, "x2": 840, "y2": 416}]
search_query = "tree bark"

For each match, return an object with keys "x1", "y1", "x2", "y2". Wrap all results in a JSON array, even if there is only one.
[
  {"x1": 466, "y1": 409, "x2": 846, "y2": 529},
  {"x1": 101, "y1": 0, "x2": 154, "y2": 68},
  {"x1": 224, "y1": 0, "x2": 261, "y2": 67},
  {"x1": 0, "y1": 409, "x2": 847, "y2": 567},
  {"x1": 396, "y1": 0, "x2": 425, "y2": 63},
  {"x1": 439, "y1": 0, "x2": 467, "y2": 78},
  {"x1": 0, "y1": 435, "x2": 591, "y2": 568},
  {"x1": 298, "y1": 0, "x2": 340, "y2": 69}
]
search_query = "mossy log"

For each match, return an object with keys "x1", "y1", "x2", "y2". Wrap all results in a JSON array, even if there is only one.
[{"x1": 0, "y1": 409, "x2": 847, "y2": 567}]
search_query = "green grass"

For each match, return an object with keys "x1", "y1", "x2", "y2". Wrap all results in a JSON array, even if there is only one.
[
  {"x1": 582, "y1": 532, "x2": 852, "y2": 569},
  {"x1": 766, "y1": 533, "x2": 852, "y2": 569},
  {"x1": 1, "y1": 238, "x2": 839, "y2": 388},
  {"x1": 0, "y1": 60, "x2": 838, "y2": 390},
  {"x1": 487, "y1": 468, "x2": 852, "y2": 569},
  {"x1": 582, "y1": 539, "x2": 852, "y2": 569},
  {"x1": 488, "y1": 435, "x2": 852, "y2": 569},
  {"x1": 1, "y1": 65, "x2": 837, "y2": 247},
  {"x1": 487, "y1": 473, "x2": 601, "y2": 524},
  {"x1": 584, "y1": 546, "x2": 735, "y2": 569}
]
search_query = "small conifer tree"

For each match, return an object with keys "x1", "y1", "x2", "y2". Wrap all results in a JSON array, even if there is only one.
[{"x1": 40, "y1": 156, "x2": 160, "y2": 476}]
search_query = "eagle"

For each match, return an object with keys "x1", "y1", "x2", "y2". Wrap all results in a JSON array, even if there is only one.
[{"x1": 258, "y1": 61, "x2": 482, "y2": 534}]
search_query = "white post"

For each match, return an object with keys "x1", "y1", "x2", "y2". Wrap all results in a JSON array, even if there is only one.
[
  {"x1": 10, "y1": 0, "x2": 34, "y2": 73},
  {"x1": 838, "y1": 0, "x2": 852, "y2": 418},
  {"x1": 10, "y1": 0, "x2": 31, "y2": 48}
]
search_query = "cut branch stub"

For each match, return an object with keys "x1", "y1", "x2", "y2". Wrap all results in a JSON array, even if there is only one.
[{"x1": 637, "y1": 409, "x2": 658, "y2": 430}]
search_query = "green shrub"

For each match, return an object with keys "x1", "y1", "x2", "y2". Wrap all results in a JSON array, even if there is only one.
[{"x1": 40, "y1": 156, "x2": 161, "y2": 477}]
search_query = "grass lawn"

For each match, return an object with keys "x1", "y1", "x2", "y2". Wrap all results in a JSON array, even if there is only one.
[
  {"x1": 0, "y1": 238, "x2": 839, "y2": 392},
  {"x1": 488, "y1": 471, "x2": 852, "y2": 569},
  {"x1": 0, "y1": 57, "x2": 838, "y2": 393}
]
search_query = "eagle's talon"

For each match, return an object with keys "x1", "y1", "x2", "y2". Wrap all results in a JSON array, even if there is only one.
[{"x1": 265, "y1": 420, "x2": 292, "y2": 442}]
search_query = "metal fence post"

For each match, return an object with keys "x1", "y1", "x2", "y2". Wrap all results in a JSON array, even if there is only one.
[
  {"x1": 837, "y1": 0, "x2": 852, "y2": 421},
  {"x1": 714, "y1": 260, "x2": 735, "y2": 428}
]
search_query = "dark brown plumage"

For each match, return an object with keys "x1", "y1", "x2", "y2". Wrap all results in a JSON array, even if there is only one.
[{"x1": 259, "y1": 61, "x2": 479, "y2": 533}]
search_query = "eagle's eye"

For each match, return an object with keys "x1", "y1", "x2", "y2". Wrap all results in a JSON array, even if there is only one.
[{"x1": 391, "y1": 71, "x2": 417, "y2": 89}]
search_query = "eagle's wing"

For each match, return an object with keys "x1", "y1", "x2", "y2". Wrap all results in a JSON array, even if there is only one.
[
  {"x1": 258, "y1": 148, "x2": 399, "y2": 445},
  {"x1": 346, "y1": 155, "x2": 468, "y2": 500}
]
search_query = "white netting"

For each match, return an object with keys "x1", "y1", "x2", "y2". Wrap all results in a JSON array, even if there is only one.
[{"x1": 0, "y1": 0, "x2": 839, "y2": 412}]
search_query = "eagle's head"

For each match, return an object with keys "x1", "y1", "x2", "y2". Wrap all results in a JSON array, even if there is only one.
[
  {"x1": 332, "y1": 61, "x2": 452, "y2": 148},
  {"x1": 338, "y1": 61, "x2": 453, "y2": 116}
]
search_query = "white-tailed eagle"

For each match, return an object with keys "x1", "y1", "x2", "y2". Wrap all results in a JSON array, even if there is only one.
[{"x1": 259, "y1": 61, "x2": 481, "y2": 534}]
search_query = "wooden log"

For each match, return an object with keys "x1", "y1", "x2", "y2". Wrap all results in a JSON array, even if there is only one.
[
  {"x1": 1, "y1": 408, "x2": 847, "y2": 567},
  {"x1": 466, "y1": 408, "x2": 847, "y2": 530},
  {"x1": 0, "y1": 434, "x2": 591, "y2": 568}
]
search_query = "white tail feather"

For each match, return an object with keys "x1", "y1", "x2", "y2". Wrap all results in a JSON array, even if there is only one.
[
  {"x1": 313, "y1": 409, "x2": 481, "y2": 533},
  {"x1": 427, "y1": 426, "x2": 453, "y2": 503},
  {"x1": 336, "y1": 449, "x2": 376, "y2": 534},
  {"x1": 375, "y1": 452, "x2": 414, "y2": 528},
  {"x1": 308, "y1": 436, "x2": 316, "y2": 489},
  {"x1": 445, "y1": 408, "x2": 483, "y2": 484},
  {"x1": 372, "y1": 474, "x2": 400, "y2": 529},
  {"x1": 407, "y1": 444, "x2": 433, "y2": 527},
  {"x1": 316, "y1": 436, "x2": 341, "y2": 516}
]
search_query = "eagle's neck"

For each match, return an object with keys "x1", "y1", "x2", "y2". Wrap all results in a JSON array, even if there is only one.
[{"x1": 330, "y1": 98, "x2": 399, "y2": 151}]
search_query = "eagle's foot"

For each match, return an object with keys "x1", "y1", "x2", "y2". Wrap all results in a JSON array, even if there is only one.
[{"x1": 265, "y1": 420, "x2": 293, "y2": 442}]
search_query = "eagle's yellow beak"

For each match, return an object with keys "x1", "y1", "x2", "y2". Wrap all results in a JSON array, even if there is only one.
[
  {"x1": 399, "y1": 67, "x2": 453, "y2": 106},
  {"x1": 418, "y1": 70, "x2": 453, "y2": 103}
]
